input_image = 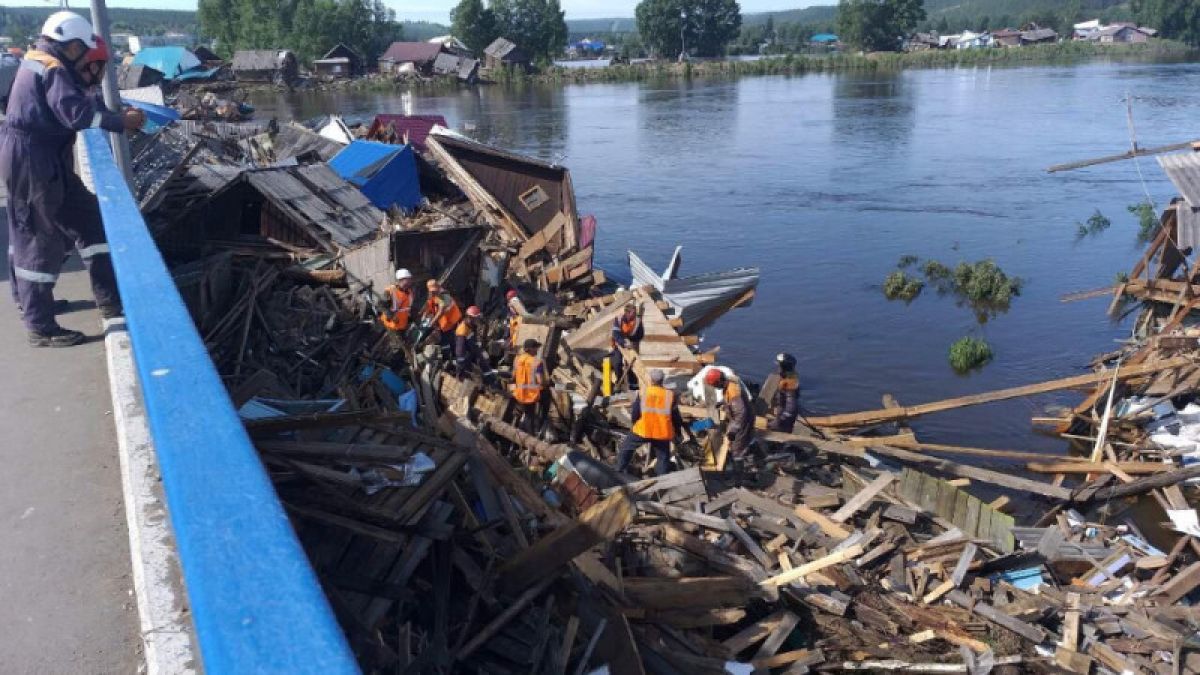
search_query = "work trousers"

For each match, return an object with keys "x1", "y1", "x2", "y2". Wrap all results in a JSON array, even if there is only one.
[
  {"x1": 616, "y1": 433, "x2": 672, "y2": 476},
  {"x1": 768, "y1": 413, "x2": 797, "y2": 433},
  {"x1": 6, "y1": 158, "x2": 117, "y2": 332},
  {"x1": 511, "y1": 396, "x2": 545, "y2": 436}
]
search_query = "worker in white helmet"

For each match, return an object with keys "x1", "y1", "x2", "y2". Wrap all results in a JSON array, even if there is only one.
[
  {"x1": 379, "y1": 268, "x2": 414, "y2": 332},
  {"x1": 0, "y1": 11, "x2": 144, "y2": 346}
]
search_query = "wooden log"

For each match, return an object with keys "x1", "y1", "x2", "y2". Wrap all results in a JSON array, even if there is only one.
[
  {"x1": 484, "y1": 415, "x2": 573, "y2": 463},
  {"x1": 1072, "y1": 464, "x2": 1200, "y2": 503},
  {"x1": 1027, "y1": 461, "x2": 1171, "y2": 474},
  {"x1": 498, "y1": 491, "x2": 633, "y2": 594},
  {"x1": 807, "y1": 356, "x2": 1192, "y2": 429}
]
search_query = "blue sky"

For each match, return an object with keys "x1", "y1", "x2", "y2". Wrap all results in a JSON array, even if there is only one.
[{"x1": 17, "y1": 0, "x2": 830, "y2": 24}]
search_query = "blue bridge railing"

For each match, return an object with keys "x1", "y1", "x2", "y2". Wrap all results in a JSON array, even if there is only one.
[{"x1": 83, "y1": 129, "x2": 359, "y2": 673}]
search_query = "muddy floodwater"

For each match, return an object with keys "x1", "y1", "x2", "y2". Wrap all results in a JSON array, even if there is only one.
[{"x1": 250, "y1": 61, "x2": 1200, "y2": 457}]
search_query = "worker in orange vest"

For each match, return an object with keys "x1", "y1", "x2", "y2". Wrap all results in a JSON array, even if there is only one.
[
  {"x1": 610, "y1": 302, "x2": 643, "y2": 385},
  {"x1": 454, "y1": 305, "x2": 483, "y2": 376},
  {"x1": 616, "y1": 369, "x2": 683, "y2": 476},
  {"x1": 768, "y1": 352, "x2": 800, "y2": 433},
  {"x1": 420, "y1": 278, "x2": 462, "y2": 353},
  {"x1": 379, "y1": 268, "x2": 414, "y2": 332},
  {"x1": 510, "y1": 338, "x2": 546, "y2": 433},
  {"x1": 505, "y1": 289, "x2": 524, "y2": 349},
  {"x1": 705, "y1": 368, "x2": 756, "y2": 461}
]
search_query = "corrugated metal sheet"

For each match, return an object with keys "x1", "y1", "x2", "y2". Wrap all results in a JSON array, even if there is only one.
[
  {"x1": 629, "y1": 247, "x2": 759, "y2": 333},
  {"x1": 366, "y1": 114, "x2": 447, "y2": 152},
  {"x1": 379, "y1": 42, "x2": 442, "y2": 64},
  {"x1": 245, "y1": 165, "x2": 382, "y2": 248},
  {"x1": 485, "y1": 38, "x2": 517, "y2": 58},
  {"x1": 232, "y1": 50, "x2": 282, "y2": 71},
  {"x1": 1159, "y1": 153, "x2": 1200, "y2": 207}
]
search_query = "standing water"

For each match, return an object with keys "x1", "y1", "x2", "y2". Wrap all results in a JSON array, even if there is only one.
[{"x1": 251, "y1": 61, "x2": 1200, "y2": 455}]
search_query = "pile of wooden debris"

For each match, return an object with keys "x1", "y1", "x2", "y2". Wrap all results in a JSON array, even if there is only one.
[{"x1": 146, "y1": 116, "x2": 1200, "y2": 673}]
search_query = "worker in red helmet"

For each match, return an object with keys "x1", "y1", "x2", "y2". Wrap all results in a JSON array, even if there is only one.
[
  {"x1": 454, "y1": 305, "x2": 484, "y2": 376},
  {"x1": 704, "y1": 368, "x2": 756, "y2": 463}
]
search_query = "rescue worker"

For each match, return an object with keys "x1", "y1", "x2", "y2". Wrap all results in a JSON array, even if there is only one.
[
  {"x1": 379, "y1": 268, "x2": 414, "y2": 332},
  {"x1": 510, "y1": 338, "x2": 546, "y2": 434},
  {"x1": 505, "y1": 289, "x2": 523, "y2": 349},
  {"x1": 454, "y1": 305, "x2": 484, "y2": 376},
  {"x1": 609, "y1": 302, "x2": 643, "y2": 385},
  {"x1": 768, "y1": 352, "x2": 800, "y2": 433},
  {"x1": 704, "y1": 368, "x2": 756, "y2": 462},
  {"x1": 419, "y1": 278, "x2": 462, "y2": 353},
  {"x1": 0, "y1": 12, "x2": 144, "y2": 346},
  {"x1": 616, "y1": 369, "x2": 683, "y2": 477}
]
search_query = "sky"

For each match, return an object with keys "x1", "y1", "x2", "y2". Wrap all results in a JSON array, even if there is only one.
[{"x1": 2, "y1": 0, "x2": 831, "y2": 24}]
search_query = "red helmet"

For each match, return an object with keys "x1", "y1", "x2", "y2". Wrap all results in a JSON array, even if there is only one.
[
  {"x1": 506, "y1": 289, "x2": 518, "y2": 301},
  {"x1": 704, "y1": 369, "x2": 724, "y2": 386},
  {"x1": 80, "y1": 35, "x2": 108, "y2": 67},
  {"x1": 466, "y1": 305, "x2": 482, "y2": 318}
]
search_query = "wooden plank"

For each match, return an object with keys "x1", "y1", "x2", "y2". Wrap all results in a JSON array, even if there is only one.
[
  {"x1": 623, "y1": 576, "x2": 757, "y2": 610},
  {"x1": 830, "y1": 473, "x2": 895, "y2": 523},
  {"x1": 946, "y1": 590, "x2": 1047, "y2": 643},
  {"x1": 760, "y1": 544, "x2": 864, "y2": 588},
  {"x1": 751, "y1": 648, "x2": 823, "y2": 670},
  {"x1": 807, "y1": 356, "x2": 1191, "y2": 428},
  {"x1": 867, "y1": 445, "x2": 1073, "y2": 501},
  {"x1": 752, "y1": 612, "x2": 801, "y2": 663},
  {"x1": 722, "y1": 610, "x2": 792, "y2": 656},
  {"x1": 1158, "y1": 561, "x2": 1200, "y2": 604},
  {"x1": 950, "y1": 543, "x2": 977, "y2": 587},
  {"x1": 640, "y1": 501, "x2": 730, "y2": 531},
  {"x1": 1027, "y1": 461, "x2": 1172, "y2": 474},
  {"x1": 498, "y1": 491, "x2": 633, "y2": 594},
  {"x1": 793, "y1": 504, "x2": 851, "y2": 540}
]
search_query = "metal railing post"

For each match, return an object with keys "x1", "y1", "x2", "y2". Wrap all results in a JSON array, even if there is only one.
[{"x1": 87, "y1": 0, "x2": 132, "y2": 184}]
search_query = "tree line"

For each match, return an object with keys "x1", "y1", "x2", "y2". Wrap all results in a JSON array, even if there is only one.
[
  {"x1": 197, "y1": 0, "x2": 402, "y2": 64},
  {"x1": 450, "y1": 0, "x2": 567, "y2": 62}
]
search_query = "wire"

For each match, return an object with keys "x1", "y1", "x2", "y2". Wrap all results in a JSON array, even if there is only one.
[{"x1": 1125, "y1": 91, "x2": 1191, "y2": 270}]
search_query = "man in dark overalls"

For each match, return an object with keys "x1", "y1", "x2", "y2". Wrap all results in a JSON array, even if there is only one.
[{"x1": 1, "y1": 11, "x2": 143, "y2": 346}]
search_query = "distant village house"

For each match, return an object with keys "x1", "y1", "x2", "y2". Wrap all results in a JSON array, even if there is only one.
[
  {"x1": 483, "y1": 38, "x2": 531, "y2": 72},
  {"x1": 378, "y1": 42, "x2": 444, "y2": 75},
  {"x1": 232, "y1": 49, "x2": 299, "y2": 84},
  {"x1": 313, "y1": 43, "x2": 362, "y2": 80},
  {"x1": 428, "y1": 36, "x2": 472, "y2": 58}
]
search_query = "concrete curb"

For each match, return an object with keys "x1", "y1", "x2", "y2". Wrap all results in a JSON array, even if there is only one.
[{"x1": 104, "y1": 318, "x2": 199, "y2": 675}]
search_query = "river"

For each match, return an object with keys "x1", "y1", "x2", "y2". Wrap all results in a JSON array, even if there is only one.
[{"x1": 249, "y1": 60, "x2": 1200, "y2": 458}]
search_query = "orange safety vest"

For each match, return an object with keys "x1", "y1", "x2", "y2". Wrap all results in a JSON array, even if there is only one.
[
  {"x1": 779, "y1": 373, "x2": 799, "y2": 392},
  {"x1": 424, "y1": 292, "x2": 462, "y2": 332},
  {"x1": 455, "y1": 319, "x2": 473, "y2": 338},
  {"x1": 511, "y1": 353, "x2": 544, "y2": 404},
  {"x1": 632, "y1": 385, "x2": 674, "y2": 441},
  {"x1": 612, "y1": 314, "x2": 639, "y2": 348},
  {"x1": 381, "y1": 286, "x2": 413, "y2": 331}
]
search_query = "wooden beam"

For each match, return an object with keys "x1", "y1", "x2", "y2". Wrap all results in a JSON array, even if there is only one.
[
  {"x1": 830, "y1": 473, "x2": 894, "y2": 523},
  {"x1": 760, "y1": 544, "x2": 864, "y2": 588},
  {"x1": 498, "y1": 491, "x2": 633, "y2": 594},
  {"x1": 1027, "y1": 461, "x2": 1171, "y2": 474},
  {"x1": 807, "y1": 357, "x2": 1192, "y2": 429},
  {"x1": 1047, "y1": 138, "x2": 1200, "y2": 173}
]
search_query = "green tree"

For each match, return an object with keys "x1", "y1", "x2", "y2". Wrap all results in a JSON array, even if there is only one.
[
  {"x1": 935, "y1": 16, "x2": 949, "y2": 33},
  {"x1": 491, "y1": 0, "x2": 568, "y2": 61},
  {"x1": 198, "y1": 0, "x2": 238, "y2": 55},
  {"x1": 452, "y1": 0, "x2": 499, "y2": 53},
  {"x1": 635, "y1": 0, "x2": 742, "y2": 58},
  {"x1": 1133, "y1": 0, "x2": 1200, "y2": 46},
  {"x1": 836, "y1": 0, "x2": 925, "y2": 52}
]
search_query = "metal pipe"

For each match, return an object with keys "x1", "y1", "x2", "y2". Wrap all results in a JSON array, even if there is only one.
[{"x1": 87, "y1": 0, "x2": 132, "y2": 184}]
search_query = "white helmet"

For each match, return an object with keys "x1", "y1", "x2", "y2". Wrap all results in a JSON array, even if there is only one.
[
  {"x1": 395, "y1": 268, "x2": 413, "y2": 281},
  {"x1": 42, "y1": 11, "x2": 96, "y2": 48}
]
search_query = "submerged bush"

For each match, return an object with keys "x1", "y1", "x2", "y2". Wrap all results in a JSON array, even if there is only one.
[
  {"x1": 1129, "y1": 201, "x2": 1158, "y2": 244},
  {"x1": 953, "y1": 260, "x2": 1022, "y2": 306},
  {"x1": 922, "y1": 260, "x2": 952, "y2": 282},
  {"x1": 883, "y1": 270, "x2": 924, "y2": 302},
  {"x1": 949, "y1": 337, "x2": 994, "y2": 373},
  {"x1": 898, "y1": 254, "x2": 920, "y2": 268},
  {"x1": 1076, "y1": 209, "x2": 1112, "y2": 239}
]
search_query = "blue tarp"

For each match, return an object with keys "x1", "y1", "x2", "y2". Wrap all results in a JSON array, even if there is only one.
[
  {"x1": 811, "y1": 33, "x2": 840, "y2": 43},
  {"x1": 132, "y1": 46, "x2": 202, "y2": 80},
  {"x1": 176, "y1": 66, "x2": 222, "y2": 82},
  {"x1": 329, "y1": 140, "x2": 422, "y2": 212}
]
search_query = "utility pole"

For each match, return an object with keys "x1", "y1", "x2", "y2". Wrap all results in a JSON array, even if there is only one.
[
  {"x1": 679, "y1": 10, "x2": 688, "y2": 62},
  {"x1": 87, "y1": 0, "x2": 132, "y2": 183}
]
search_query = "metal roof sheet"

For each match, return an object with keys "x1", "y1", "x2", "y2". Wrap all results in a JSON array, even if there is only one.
[
  {"x1": 366, "y1": 114, "x2": 447, "y2": 152},
  {"x1": 245, "y1": 165, "x2": 382, "y2": 247},
  {"x1": 1160, "y1": 153, "x2": 1200, "y2": 207},
  {"x1": 379, "y1": 42, "x2": 442, "y2": 64}
]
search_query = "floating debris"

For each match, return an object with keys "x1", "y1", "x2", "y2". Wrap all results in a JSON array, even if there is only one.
[{"x1": 947, "y1": 336, "x2": 994, "y2": 373}]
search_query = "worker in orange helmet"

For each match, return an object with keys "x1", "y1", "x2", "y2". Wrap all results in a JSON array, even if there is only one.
[
  {"x1": 510, "y1": 338, "x2": 546, "y2": 434},
  {"x1": 616, "y1": 369, "x2": 683, "y2": 476},
  {"x1": 379, "y1": 268, "x2": 414, "y2": 333},
  {"x1": 454, "y1": 305, "x2": 484, "y2": 376},
  {"x1": 610, "y1": 302, "x2": 643, "y2": 386},
  {"x1": 704, "y1": 368, "x2": 756, "y2": 463},
  {"x1": 420, "y1": 278, "x2": 462, "y2": 354},
  {"x1": 74, "y1": 34, "x2": 109, "y2": 88}
]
